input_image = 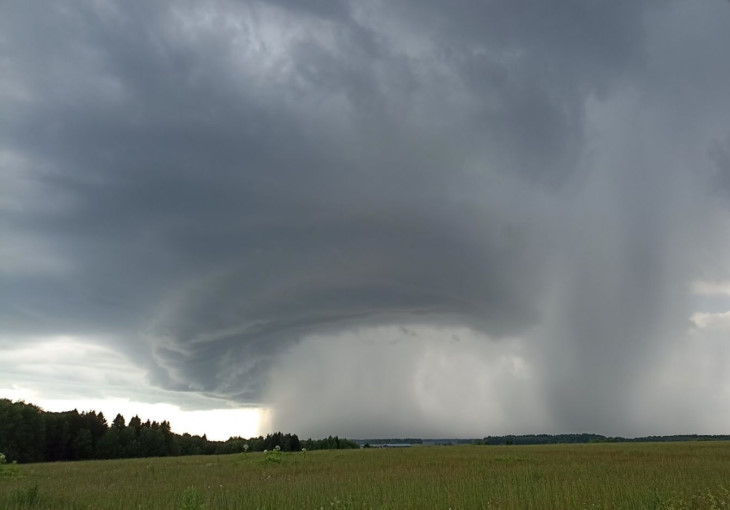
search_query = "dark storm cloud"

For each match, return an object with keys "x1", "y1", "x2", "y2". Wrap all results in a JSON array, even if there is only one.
[
  {"x1": 3, "y1": 0, "x2": 730, "y2": 435},
  {"x1": 710, "y1": 136, "x2": 730, "y2": 194},
  {"x1": 379, "y1": 0, "x2": 656, "y2": 181}
]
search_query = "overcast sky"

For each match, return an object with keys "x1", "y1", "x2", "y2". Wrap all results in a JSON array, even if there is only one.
[{"x1": 2, "y1": 0, "x2": 730, "y2": 440}]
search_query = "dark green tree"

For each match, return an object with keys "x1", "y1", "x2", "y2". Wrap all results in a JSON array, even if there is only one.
[{"x1": 112, "y1": 413, "x2": 126, "y2": 431}]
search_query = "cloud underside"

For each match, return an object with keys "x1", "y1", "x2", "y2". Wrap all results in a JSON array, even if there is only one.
[{"x1": 2, "y1": 0, "x2": 730, "y2": 436}]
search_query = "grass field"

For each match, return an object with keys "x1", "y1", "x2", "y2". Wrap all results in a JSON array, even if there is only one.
[{"x1": 2, "y1": 442, "x2": 730, "y2": 509}]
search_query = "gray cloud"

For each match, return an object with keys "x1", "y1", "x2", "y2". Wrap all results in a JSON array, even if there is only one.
[{"x1": 3, "y1": 0, "x2": 730, "y2": 437}]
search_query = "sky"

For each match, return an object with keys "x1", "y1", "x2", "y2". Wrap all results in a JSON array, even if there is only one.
[{"x1": 2, "y1": 1, "x2": 730, "y2": 441}]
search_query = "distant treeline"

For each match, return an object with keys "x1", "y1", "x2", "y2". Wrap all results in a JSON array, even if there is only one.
[
  {"x1": 478, "y1": 433, "x2": 730, "y2": 446},
  {"x1": 0, "y1": 399, "x2": 358, "y2": 463},
  {"x1": 356, "y1": 438, "x2": 424, "y2": 445}
]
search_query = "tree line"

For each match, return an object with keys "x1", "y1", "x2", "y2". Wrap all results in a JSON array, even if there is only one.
[
  {"x1": 478, "y1": 433, "x2": 730, "y2": 446},
  {"x1": 0, "y1": 399, "x2": 358, "y2": 463}
]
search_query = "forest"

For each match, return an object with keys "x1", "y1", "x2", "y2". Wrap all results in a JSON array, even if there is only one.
[{"x1": 0, "y1": 399, "x2": 358, "y2": 463}]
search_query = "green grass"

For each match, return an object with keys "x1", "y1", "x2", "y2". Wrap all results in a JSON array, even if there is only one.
[{"x1": 1, "y1": 442, "x2": 730, "y2": 509}]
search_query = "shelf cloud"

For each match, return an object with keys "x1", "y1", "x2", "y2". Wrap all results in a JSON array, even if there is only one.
[{"x1": 3, "y1": 0, "x2": 730, "y2": 437}]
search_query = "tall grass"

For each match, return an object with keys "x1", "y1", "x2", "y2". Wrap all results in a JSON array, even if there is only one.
[{"x1": 1, "y1": 442, "x2": 729, "y2": 509}]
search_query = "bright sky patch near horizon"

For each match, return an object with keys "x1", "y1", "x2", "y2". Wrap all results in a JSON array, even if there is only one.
[
  {"x1": 2, "y1": 0, "x2": 730, "y2": 440},
  {"x1": 0, "y1": 387, "x2": 263, "y2": 441}
]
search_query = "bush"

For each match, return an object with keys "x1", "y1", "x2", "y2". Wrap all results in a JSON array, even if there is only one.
[
  {"x1": 264, "y1": 445, "x2": 282, "y2": 463},
  {"x1": 0, "y1": 452, "x2": 19, "y2": 479}
]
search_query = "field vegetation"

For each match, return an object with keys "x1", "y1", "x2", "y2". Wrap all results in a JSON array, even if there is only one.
[{"x1": 2, "y1": 441, "x2": 730, "y2": 509}]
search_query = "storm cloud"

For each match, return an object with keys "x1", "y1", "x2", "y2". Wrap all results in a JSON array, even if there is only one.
[{"x1": 2, "y1": 0, "x2": 730, "y2": 437}]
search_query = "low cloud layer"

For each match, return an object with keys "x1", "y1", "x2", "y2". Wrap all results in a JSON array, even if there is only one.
[{"x1": 3, "y1": 0, "x2": 730, "y2": 437}]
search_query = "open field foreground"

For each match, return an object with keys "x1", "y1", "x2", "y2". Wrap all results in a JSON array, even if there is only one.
[{"x1": 2, "y1": 442, "x2": 730, "y2": 509}]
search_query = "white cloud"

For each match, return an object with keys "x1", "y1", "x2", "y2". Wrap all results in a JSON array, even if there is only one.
[
  {"x1": 692, "y1": 280, "x2": 730, "y2": 297},
  {"x1": 0, "y1": 388, "x2": 262, "y2": 441},
  {"x1": 0, "y1": 337, "x2": 264, "y2": 440}
]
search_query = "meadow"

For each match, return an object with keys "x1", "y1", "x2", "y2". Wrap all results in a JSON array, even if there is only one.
[{"x1": 2, "y1": 442, "x2": 730, "y2": 509}]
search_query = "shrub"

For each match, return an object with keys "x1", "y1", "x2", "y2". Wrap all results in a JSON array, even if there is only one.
[
  {"x1": 264, "y1": 446, "x2": 282, "y2": 463},
  {"x1": 0, "y1": 452, "x2": 19, "y2": 479}
]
